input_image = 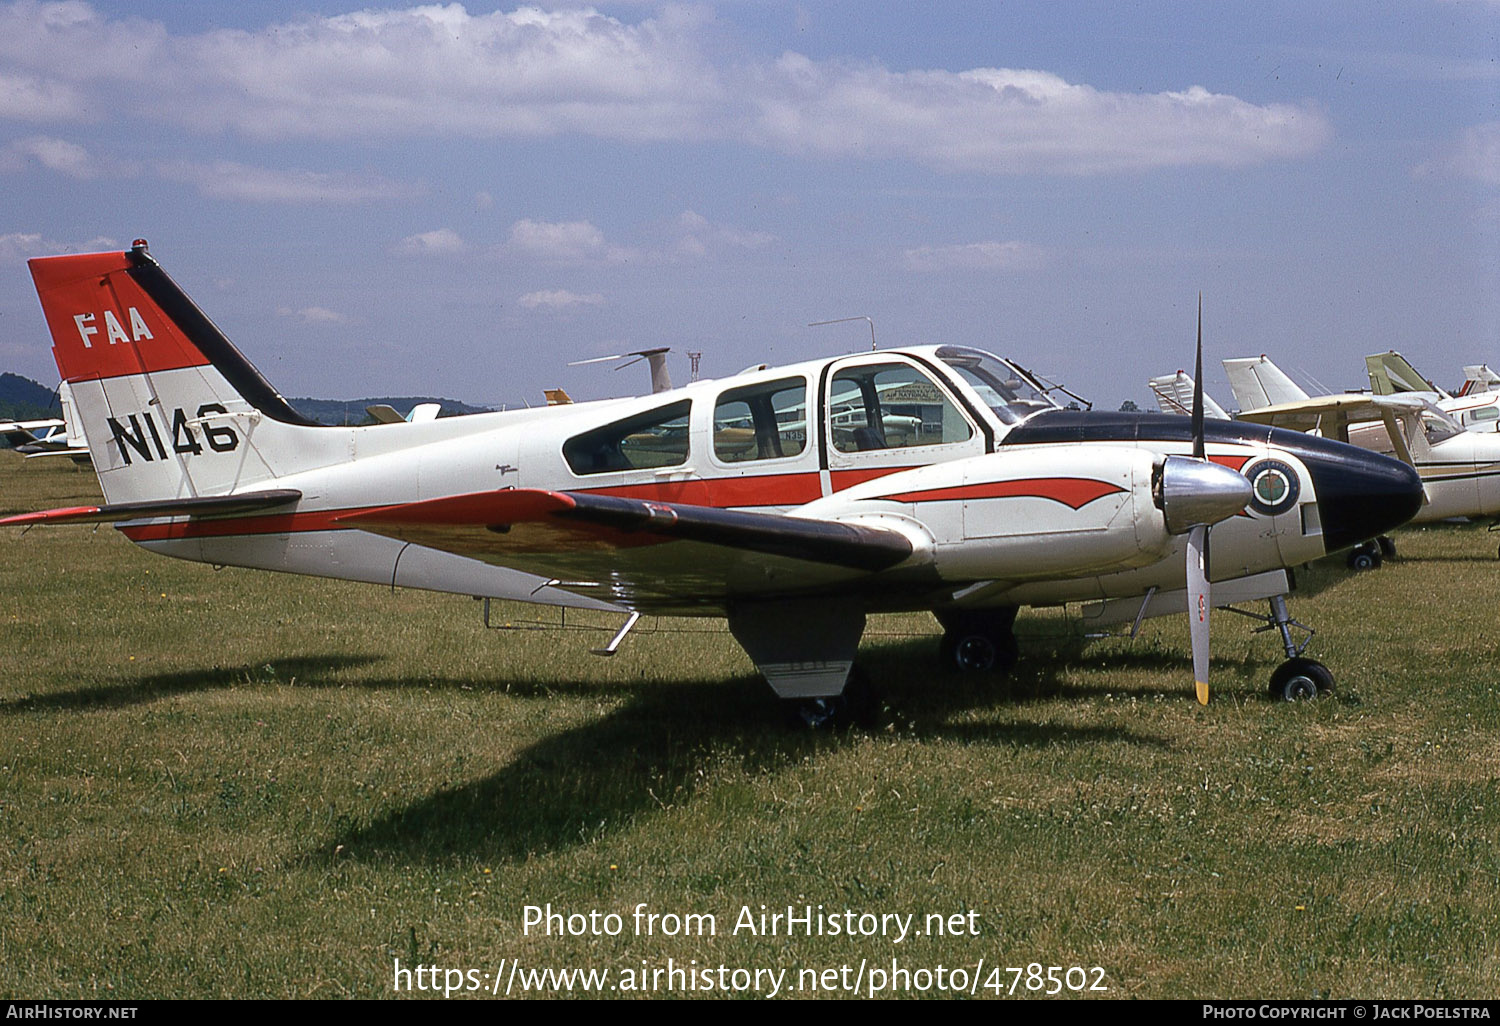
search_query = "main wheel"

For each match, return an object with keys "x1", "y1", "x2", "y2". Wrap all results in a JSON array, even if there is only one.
[
  {"x1": 936, "y1": 608, "x2": 1019, "y2": 674},
  {"x1": 1268, "y1": 658, "x2": 1335, "y2": 701},
  {"x1": 1347, "y1": 545, "x2": 1382, "y2": 572},
  {"x1": 1377, "y1": 535, "x2": 1397, "y2": 559},
  {"x1": 786, "y1": 666, "x2": 875, "y2": 729}
]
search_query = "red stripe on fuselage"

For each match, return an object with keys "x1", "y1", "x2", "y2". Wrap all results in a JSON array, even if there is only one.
[
  {"x1": 116, "y1": 456, "x2": 1248, "y2": 542},
  {"x1": 116, "y1": 468, "x2": 918, "y2": 542},
  {"x1": 581, "y1": 471, "x2": 824, "y2": 507},
  {"x1": 581, "y1": 466, "x2": 912, "y2": 506},
  {"x1": 876, "y1": 477, "x2": 1127, "y2": 510},
  {"x1": 1210, "y1": 454, "x2": 1253, "y2": 472}
]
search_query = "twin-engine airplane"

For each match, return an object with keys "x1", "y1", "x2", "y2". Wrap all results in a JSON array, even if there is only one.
[{"x1": 4, "y1": 242, "x2": 1423, "y2": 718}]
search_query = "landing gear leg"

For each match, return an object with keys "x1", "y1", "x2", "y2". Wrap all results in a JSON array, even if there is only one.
[
  {"x1": 1223, "y1": 594, "x2": 1333, "y2": 701},
  {"x1": 1262, "y1": 594, "x2": 1333, "y2": 701},
  {"x1": 936, "y1": 606, "x2": 1020, "y2": 674}
]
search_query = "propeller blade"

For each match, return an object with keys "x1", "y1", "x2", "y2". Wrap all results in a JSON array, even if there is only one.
[
  {"x1": 1192, "y1": 293, "x2": 1205, "y2": 460},
  {"x1": 1187, "y1": 523, "x2": 1211, "y2": 705}
]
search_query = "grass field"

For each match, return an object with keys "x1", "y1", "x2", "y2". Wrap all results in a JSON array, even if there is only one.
[{"x1": 2, "y1": 451, "x2": 1498, "y2": 999}]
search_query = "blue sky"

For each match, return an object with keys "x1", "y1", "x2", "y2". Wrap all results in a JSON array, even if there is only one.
[{"x1": 1, "y1": 1, "x2": 1497, "y2": 409}]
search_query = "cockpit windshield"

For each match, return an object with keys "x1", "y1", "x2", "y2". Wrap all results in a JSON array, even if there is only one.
[
  {"x1": 935, "y1": 346, "x2": 1059, "y2": 425},
  {"x1": 1421, "y1": 410, "x2": 1461, "y2": 446}
]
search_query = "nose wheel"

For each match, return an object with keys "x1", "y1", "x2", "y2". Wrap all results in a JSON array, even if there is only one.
[
  {"x1": 936, "y1": 607, "x2": 1020, "y2": 674},
  {"x1": 1225, "y1": 594, "x2": 1335, "y2": 701},
  {"x1": 1259, "y1": 594, "x2": 1333, "y2": 701},
  {"x1": 1346, "y1": 540, "x2": 1383, "y2": 571},
  {"x1": 1268, "y1": 657, "x2": 1335, "y2": 701}
]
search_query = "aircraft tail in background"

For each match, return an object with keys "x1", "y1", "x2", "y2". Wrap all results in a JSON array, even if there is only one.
[{"x1": 1222, "y1": 355, "x2": 1310, "y2": 413}]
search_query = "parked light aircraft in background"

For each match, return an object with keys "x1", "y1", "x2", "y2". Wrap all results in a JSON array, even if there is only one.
[
  {"x1": 1148, "y1": 369, "x2": 1229, "y2": 421},
  {"x1": 1155, "y1": 355, "x2": 1500, "y2": 566},
  {"x1": 569, "y1": 348, "x2": 675, "y2": 395},
  {"x1": 365, "y1": 402, "x2": 441, "y2": 425},
  {"x1": 0, "y1": 382, "x2": 89, "y2": 463},
  {"x1": 4, "y1": 243, "x2": 1423, "y2": 716},
  {"x1": 1458, "y1": 364, "x2": 1500, "y2": 397},
  {"x1": 1365, "y1": 351, "x2": 1500, "y2": 433}
]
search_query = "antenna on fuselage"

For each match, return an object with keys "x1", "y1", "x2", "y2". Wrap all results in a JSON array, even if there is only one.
[{"x1": 809, "y1": 316, "x2": 877, "y2": 352}]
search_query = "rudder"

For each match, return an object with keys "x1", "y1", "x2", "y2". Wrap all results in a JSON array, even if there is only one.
[{"x1": 28, "y1": 240, "x2": 318, "y2": 504}]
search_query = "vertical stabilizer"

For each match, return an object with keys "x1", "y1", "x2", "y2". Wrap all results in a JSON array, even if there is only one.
[
  {"x1": 28, "y1": 240, "x2": 323, "y2": 505},
  {"x1": 1459, "y1": 364, "x2": 1500, "y2": 397},
  {"x1": 1147, "y1": 370, "x2": 1229, "y2": 420},
  {"x1": 1222, "y1": 355, "x2": 1310, "y2": 412},
  {"x1": 1365, "y1": 351, "x2": 1450, "y2": 399}
]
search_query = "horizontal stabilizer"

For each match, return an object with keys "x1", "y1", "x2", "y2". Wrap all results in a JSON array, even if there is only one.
[
  {"x1": 339, "y1": 488, "x2": 913, "y2": 572},
  {"x1": 0, "y1": 488, "x2": 302, "y2": 526}
]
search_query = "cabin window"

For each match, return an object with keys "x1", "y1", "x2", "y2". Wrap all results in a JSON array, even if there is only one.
[
  {"x1": 829, "y1": 362, "x2": 973, "y2": 453},
  {"x1": 713, "y1": 378, "x2": 808, "y2": 463},
  {"x1": 562, "y1": 400, "x2": 691, "y2": 475}
]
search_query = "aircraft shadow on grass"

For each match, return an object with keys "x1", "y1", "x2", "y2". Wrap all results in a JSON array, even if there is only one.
[
  {"x1": 318, "y1": 633, "x2": 1190, "y2": 866},
  {"x1": 0, "y1": 655, "x2": 383, "y2": 714}
]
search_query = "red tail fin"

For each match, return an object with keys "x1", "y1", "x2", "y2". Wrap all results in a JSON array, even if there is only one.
[{"x1": 29, "y1": 242, "x2": 212, "y2": 384}]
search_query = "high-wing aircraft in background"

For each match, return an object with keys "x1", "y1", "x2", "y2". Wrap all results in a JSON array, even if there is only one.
[
  {"x1": 4, "y1": 243, "x2": 1423, "y2": 717},
  {"x1": 0, "y1": 382, "x2": 90, "y2": 463},
  {"x1": 1365, "y1": 351, "x2": 1500, "y2": 433},
  {"x1": 1157, "y1": 355, "x2": 1500, "y2": 567}
]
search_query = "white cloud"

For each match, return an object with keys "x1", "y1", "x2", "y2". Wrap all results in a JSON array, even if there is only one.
[
  {"x1": 0, "y1": 70, "x2": 85, "y2": 120},
  {"x1": 0, "y1": 2, "x2": 720, "y2": 141},
  {"x1": 507, "y1": 218, "x2": 638, "y2": 263},
  {"x1": 0, "y1": 3, "x2": 1330, "y2": 176},
  {"x1": 1416, "y1": 122, "x2": 1500, "y2": 185},
  {"x1": 0, "y1": 230, "x2": 115, "y2": 262},
  {"x1": 903, "y1": 240, "x2": 1049, "y2": 272},
  {"x1": 155, "y1": 160, "x2": 419, "y2": 203},
  {"x1": 518, "y1": 289, "x2": 605, "y2": 310},
  {"x1": 393, "y1": 228, "x2": 467, "y2": 256},
  {"x1": 675, "y1": 210, "x2": 776, "y2": 258},
  {"x1": 0, "y1": 134, "x2": 99, "y2": 178},
  {"x1": 748, "y1": 57, "x2": 1330, "y2": 174},
  {"x1": 276, "y1": 305, "x2": 348, "y2": 324}
]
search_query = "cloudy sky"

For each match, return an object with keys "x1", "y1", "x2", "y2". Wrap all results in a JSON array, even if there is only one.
[{"x1": 1, "y1": 1, "x2": 1497, "y2": 408}]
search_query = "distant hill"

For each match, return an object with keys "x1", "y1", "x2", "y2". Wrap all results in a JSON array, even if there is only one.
[
  {"x1": 283, "y1": 396, "x2": 495, "y2": 426},
  {"x1": 0, "y1": 372, "x2": 61, "y2": 425},
  {"x1": 1, "y1": 372, "x2": 492, "y2": 432}
]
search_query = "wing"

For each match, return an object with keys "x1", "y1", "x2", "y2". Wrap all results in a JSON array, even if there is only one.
[
  {"x1": 337, "y1": 488, "x2": 918, "y2": 613},
  {"x1": 365, "y1": 404, "x2": 406, "y2": 424},
  {"x1": 0, "y1": 489, "x2": 302, "y2": 526},
  {"x1": 1235, "y1": 394, "x2": 1424, "y2": 466}
]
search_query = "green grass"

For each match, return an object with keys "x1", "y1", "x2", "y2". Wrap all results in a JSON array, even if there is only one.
[{"x1": 2, "y1": 451, "x2": 1498, "y2": 999}]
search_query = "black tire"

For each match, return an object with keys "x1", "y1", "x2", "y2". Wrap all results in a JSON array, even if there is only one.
[
  {"x1": 1347, "y1": 546, "x2": 1381, "y2": 572},
  {"x1": 785, "y1": 666, "x2": 876, "y2": 729},
  {"x1": 941, "y1": 632, "x2": 998, "y2": 672},
  {"x1": 937, "y1": 608, "x2": 1019, "y2": 674},
  {"x1": 1268, "y1": 658, "x2": 1335, "y2": 701},
  {"x1": 1378, "y1": 535, "x2": 1397, "y2": 559}
]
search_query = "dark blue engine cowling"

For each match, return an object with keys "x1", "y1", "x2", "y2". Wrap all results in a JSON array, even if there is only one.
[{"x1": 1003, "y1": 411, "x2": 1425, "y2": 553}]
